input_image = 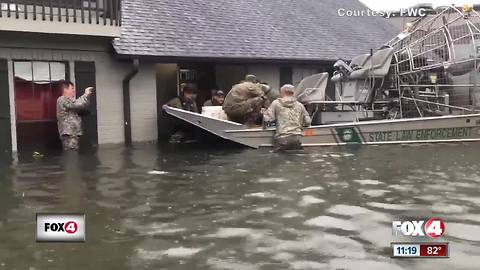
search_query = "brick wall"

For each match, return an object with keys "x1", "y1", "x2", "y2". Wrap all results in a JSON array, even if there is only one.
[
  {"x1": 94, "y1": 55, "x2": 128, "y2": 145},
  {"x1": 0, "y1": 34, "x2": 158, "y2": 147},
  {"x1": 130, "y1": 64, "x2": 158, "y2": 142}
]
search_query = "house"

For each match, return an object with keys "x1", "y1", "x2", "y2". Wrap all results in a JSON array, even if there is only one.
[{"x1": 0, "y1": 0, "x2": 398, "y2": 156}]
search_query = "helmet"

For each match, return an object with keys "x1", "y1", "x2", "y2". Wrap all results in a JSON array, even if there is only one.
[{"x1": 245, "y1": 74, "x2": 258, "y2": 83}]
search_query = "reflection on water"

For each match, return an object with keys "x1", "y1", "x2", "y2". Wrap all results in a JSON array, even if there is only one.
[{"x1": 1, "y1": 143, "x2": 480, "y2": 269}]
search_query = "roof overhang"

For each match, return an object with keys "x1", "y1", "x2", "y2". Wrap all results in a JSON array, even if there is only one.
[{"x1": 113, "y1": 53, "x2": 337, "y2": 65}]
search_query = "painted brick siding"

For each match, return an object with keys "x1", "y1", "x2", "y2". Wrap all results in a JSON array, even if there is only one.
[
  {"x1": 0, "y1": 36, "x2": 158, "y2": 146},
  {"x1": 95, "y1": 55, "x2": 129, "y2": 145},
  {"x1": 130, "y1": 64, "x2": 158, "y2": 142}
]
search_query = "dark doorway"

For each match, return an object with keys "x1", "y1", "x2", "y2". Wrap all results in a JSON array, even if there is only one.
[
  {"x1": 280, "y1": 66, "x2": 293, "y2": 86},
  {"x1": 177, "y1": 63, "x2": 217, "y2": 109},
  {"x1": 13, "y1": 61, "x2": 67, "y2": 152},
  {"x1": 156, "y1": 64, "x2": 178, "y2": 140},
  {"x1": 0, "y1": 59, "x2": 12, "y2": 157},
  {"x1": 74, "y1": 61, "x2": 98, "y2": 149},
  {"x1": 158, "y1": 63, "x2": 217, "y2": 141}
]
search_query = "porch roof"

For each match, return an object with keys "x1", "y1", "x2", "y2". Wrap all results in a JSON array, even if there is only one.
[{"x1": 113, "y1": 0, "x2": 398, "y2": 62}]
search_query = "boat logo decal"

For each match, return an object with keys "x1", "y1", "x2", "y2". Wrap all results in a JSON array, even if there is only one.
[{"x1": 335, "y1": 127, "x2": 363, "y2": 144}]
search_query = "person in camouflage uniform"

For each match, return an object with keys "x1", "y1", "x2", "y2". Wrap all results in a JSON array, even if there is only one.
[
  {"x1": 166, "y1": 83, "x2": 199, "y2": 112},
  {"x1": 244, "y1": 74, "x2": 279, "y2": 102},
  {"x1": 263, "y1": 84, "x2": 311, "y2": 151},
  {"x1": 56, "y1": 80, "x2": 93, "y2": 151},
  {"x1": 222, "y1": 81, "x2": 268, "y2": 125},
  {"x1": 166, "y1": 83, "x2": 199, "y2": 143},
  {"x1": 259, "y1": 82, "x2": 279, "y2": 103},
  {"x1": 243, "y1": 74, "x2": 258, "y2": 83},
  {"x1": 203, "y1": 90, "x2": 225, "y2": 107}
]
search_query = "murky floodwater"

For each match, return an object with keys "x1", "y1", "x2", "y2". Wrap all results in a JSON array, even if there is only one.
[{"x1": 0, "y1": 143, "x2": 480, "y2": 270}]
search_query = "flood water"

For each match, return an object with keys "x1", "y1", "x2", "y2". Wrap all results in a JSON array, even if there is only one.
[{"x1": 0, "y1": 143, "x2": 480, "y2": 270}]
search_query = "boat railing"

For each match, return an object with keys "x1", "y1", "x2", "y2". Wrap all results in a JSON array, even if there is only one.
[{"x1": 401, "y1": 97, "x2": 478, "y2": 113}]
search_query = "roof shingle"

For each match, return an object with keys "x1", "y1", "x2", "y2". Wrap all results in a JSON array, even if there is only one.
[{"x1": 114, "y1": 0, "x2": 398, "y2": 61}]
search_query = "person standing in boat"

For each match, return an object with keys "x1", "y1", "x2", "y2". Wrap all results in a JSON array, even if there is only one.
[
  {"x1": 259, "y1": 82, "x2": 279, "y2": 104},
  {"x1": 242, "y1": 74, "x2": 279, "y2": 103},
  {"x1": 166, "y1": 83, "x2": 199, "y2": 143},
  {"x1": 263, "y1": 84, "x2": 311, "y2": 151},
  {"x1": 167, "y1": 83, "x2": 199, "y2": 113},
  {"x1": 203, "y1": 90, "x2": 225, "y2": 106},
  {"x1": 222, "y1": 81, "x2": 268, "y2": 126}
]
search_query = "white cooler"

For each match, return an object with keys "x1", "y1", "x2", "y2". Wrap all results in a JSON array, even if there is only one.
[{"x1": 201, "y1": 106, "x2": 228, "y2": 120}]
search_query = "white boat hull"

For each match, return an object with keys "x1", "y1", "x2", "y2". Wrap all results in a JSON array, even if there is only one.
[{"x1": 163, "y1": 105, "x2": 480, "y2": 148}]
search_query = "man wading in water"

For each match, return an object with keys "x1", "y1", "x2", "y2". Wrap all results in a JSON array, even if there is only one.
[
  {"x1": 263, "y1": 84, "x2": 311, "y2": 151},
  {"x1": 56, "y1": 80, "x2": 94, "y2": 151}
]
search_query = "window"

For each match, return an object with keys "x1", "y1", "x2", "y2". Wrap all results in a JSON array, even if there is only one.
[{"x1": 14, "y1": 61, "x2": 67, "y2": 122}]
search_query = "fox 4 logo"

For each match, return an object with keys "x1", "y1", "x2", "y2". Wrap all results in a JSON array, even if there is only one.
[
  {"x1": 45, "y1": 222, "x2": 78, "y2": 234},
  {"x1": 392, "y1": 218, "x2": 445, "y2": 238}
]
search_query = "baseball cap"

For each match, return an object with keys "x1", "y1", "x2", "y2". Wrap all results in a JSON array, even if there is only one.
[{"x1": 214, "y1": 90, "x2": 225, "y2": 96}]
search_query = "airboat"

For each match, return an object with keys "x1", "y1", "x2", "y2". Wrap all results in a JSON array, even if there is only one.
[{"x1": 164, "y1": 5, "x2": 480, "y2": 148}]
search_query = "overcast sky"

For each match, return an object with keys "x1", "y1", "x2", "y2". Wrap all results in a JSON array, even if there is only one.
[{"x1": 359, "y1": 0, "x2": 480, "y2": 11}]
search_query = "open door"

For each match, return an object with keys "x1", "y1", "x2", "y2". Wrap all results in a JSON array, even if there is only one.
[
  {"x1": 74, "y1": 61, "x2": 98, "y2": 148},
  {"x1": 0, "y1": 59, "x2": 12, "y2": 156},
  {"x1": 14, "y1": 61, "x2": 65, "y2": 152}
]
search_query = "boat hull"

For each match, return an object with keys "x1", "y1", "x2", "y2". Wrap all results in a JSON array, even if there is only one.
[{"x1": 163, "y1": 105, "x2": 480, "y2": 148}]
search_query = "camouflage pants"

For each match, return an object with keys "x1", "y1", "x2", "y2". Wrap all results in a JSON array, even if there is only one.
[
  {"x1": 273, "y1": 135, "x2": 303, "y2": 152},
  {"x1": 61, "y1": 135, "x2": 80, "y2": 151}
]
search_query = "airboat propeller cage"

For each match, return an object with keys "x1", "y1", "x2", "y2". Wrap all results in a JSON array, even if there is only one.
[
  {"x1": 324, "y1": 5, "x2": 480, "y2": 114},
  {"x1": 294, "y1": 72, "x2": 329, "y2": 104},
  {"x1": 384, "y1": 5, "x2": 480, "y2": 111}
]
